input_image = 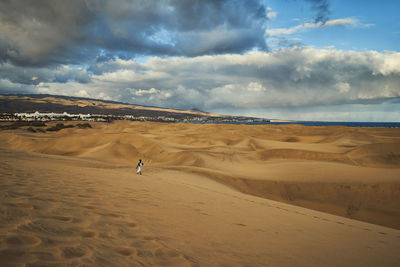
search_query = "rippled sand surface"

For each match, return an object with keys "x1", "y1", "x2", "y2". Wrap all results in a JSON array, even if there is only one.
[{"x1": 1, "y1": 121, "x2": 399, "y2": 266}]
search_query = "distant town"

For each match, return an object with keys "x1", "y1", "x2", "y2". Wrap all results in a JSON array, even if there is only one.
[
  {"x1": 0, "y1": 111, "x2": 269, "y2": 124},
  {"x1": 0, "y1": 94, "x2": 270, "y2": 124}
]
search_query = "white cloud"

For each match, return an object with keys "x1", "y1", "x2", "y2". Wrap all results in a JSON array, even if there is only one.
[
  {"x1": 76, "y1": 90, "x2": 90, "y2": 98},
  {"x1": 247, "y1": 82, "x2": 266, "y2": 92},
  {"x1": 131, "y1": 88, "x2": 160, "y2": 96},
  {"x1": 266, "y1": 17, "x2": 359, "y2": 36},
  {"x1": 98, "y1": 92, "x2": 112, "y2": 101},
  {"x1": 93, "y1": 69, "x2": 169, "y2": 83},
  {"x1": 18, "y1": 47, "x2": 400, "y2": 121},
  {"x1": 372, "y1": 52, "x2": 400, "y2": 75},
  {"x1": 336, "y1": 82, "x2": 351, "y2": 93},
  {"x1": 325, "y1": 18, "x2": 358, "y2": 27},
  {"x1": 266, "y1": 11, "x2": 277, "y2": 20}
]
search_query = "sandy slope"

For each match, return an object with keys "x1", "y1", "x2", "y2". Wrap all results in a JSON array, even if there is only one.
[
  {"x1": 1, "y1": 121, "x2": 400, "y2": 266},
  {"x1": 2, "y1": 121, "x2": 400, "y2": 228}
]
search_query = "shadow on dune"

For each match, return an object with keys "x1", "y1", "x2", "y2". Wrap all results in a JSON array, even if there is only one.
[{"x1": 3, "y1": 121, "x2": 400, "y2": 229}]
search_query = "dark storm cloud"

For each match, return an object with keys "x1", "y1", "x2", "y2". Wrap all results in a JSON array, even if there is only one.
[
  {"x1": 0, "y1": 0, "x2": 267, "y2": 67},
  {"x1": 0, "y1": 0, "x2": 95, "y2": 66},
  {"x1": 304, "y1": 0, "x2": 330, "y2": 23},
  {"x1": 0, "y1": 63, "x2": 90, "y2": 85}
]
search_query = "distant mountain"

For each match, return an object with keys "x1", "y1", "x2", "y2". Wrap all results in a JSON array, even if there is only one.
[{"x1": 0, "y1": 94, "x2": 225, "y2": 120}]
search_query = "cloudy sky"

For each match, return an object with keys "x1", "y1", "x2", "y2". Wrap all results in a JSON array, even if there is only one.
[{"x1": 0, "y1": 0, "x2": 399, "y2": 121}]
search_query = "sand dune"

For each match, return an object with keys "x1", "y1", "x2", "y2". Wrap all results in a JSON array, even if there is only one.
[
  {"x1": 1, "y1": 121, "x2": 400, "y2": 265},
  {"x1": 2, "y1": 121, "x2": 400, "y2": 226},
  {"x1": 0, "y1": 149, "x2": 193, "y2": 266},
  {"x1": 348, "y1": 142, "x2": 400, "y2": 167}
]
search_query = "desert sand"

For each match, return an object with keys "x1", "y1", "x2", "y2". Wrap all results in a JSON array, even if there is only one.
[{"x1": 0, "y1": 121, "x2": 399, "y2": 266}]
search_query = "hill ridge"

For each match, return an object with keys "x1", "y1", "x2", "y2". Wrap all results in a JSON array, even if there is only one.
[{"x1": 0, "y1": 93, "x2": 223, "y2": 119}]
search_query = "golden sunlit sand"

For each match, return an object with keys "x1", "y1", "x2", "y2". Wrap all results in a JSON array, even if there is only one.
[{"x1": 1, "y1": 121, "x2": 399, "y2": 266}]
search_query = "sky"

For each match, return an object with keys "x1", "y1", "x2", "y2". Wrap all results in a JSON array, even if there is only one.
[{"x1": 0, "y1": 0, "x2": 399, "y2": 121}]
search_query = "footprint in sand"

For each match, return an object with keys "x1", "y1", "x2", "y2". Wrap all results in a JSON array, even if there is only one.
[
  {"x1": 35, "y1": 197, "x2": 59, "y2": 202},
  {"x1": 100, "y1": 212, "x2": 125, "y2": 218},
  {"x1": 0, "y1": 248, "x2": 36, "y2": 263},
  {"x1": 18, "y1": 219, "x2": 80, "y2": 237},
  {"x1": 9, "y1": 191, "x2": 34, "y2": 198},
  {"x1": 84, "y1": 205, "x2": 97, "y2": 210},
  {"x1": 61, "y1": 246, "x2": 88, "y2": 259},
  {"x1": 52, "y1": 215, "x2": 73, "y2": 222},
  {"x1": 33, "y1": 250, "x2": 62, "y2": 261},
  {"x1": 142, "y1": 235, "x2": 156, "y2": 241},
  {"x1": 5, "y1": 234, "x2": 41, "y2": 247},
  {"x1": 78, "y1": 194, "x2": 93, "y2": 199},
  {"x1": 81, "y1": 230, "x2": 98, "y2": 238},
  {"x1": 114, "y1": 246, "x2": 137, "y2": 256},
  {"x1": 125, "y1": 222, "x2": 138, "y2": 228},
  {"x1": 155, "y1": 247, "x2": 181, "y2": 258},
  {"x1": 194, "y1": 208, "x2": 209, "y2": 216},
  {"x1": 153, "y1": 247, "x2": 191, "y2": 266},
  {"x1": 15, "y1": 202, "x2": 34, "y2": 209}
]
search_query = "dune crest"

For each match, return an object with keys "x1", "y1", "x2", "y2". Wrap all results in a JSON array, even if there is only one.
[
  {"x1": 1, "y1": 121, "x2": 400, "y2": 266},
  {"x1": 1, "y1": 121, "x2": 400, "y2": 229}
]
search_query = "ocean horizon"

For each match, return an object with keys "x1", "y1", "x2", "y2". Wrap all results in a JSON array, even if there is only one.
[{"x1": 188, "y1": 121, "x2": 400, "y2": 128}]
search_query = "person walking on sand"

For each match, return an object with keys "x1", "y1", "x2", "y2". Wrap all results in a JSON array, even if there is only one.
[{"x1": 136, "y1": 159, "x2": 143, "y2": 175}]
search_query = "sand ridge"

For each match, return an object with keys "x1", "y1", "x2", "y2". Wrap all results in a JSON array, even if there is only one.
[
  {"x1": 0, "y1": 149, "x2": 193, "y2": 266},
  {"x1": 0, "y1": 147, "x2": 399, "y2": 266},
  {"x1": 1, "y1": 121, "x2": 400, "y2": 265},
  {"x1": 1, "y1": 121, "x2": 400, "y2": 228}
]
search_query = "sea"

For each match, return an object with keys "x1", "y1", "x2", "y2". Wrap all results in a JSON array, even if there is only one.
[
  {"x1": 263, "y1": 121, "x2": 400, "y2": 128},
  {"x1": 191, "y1": 121, "x2": 400, "y2": 128}
]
